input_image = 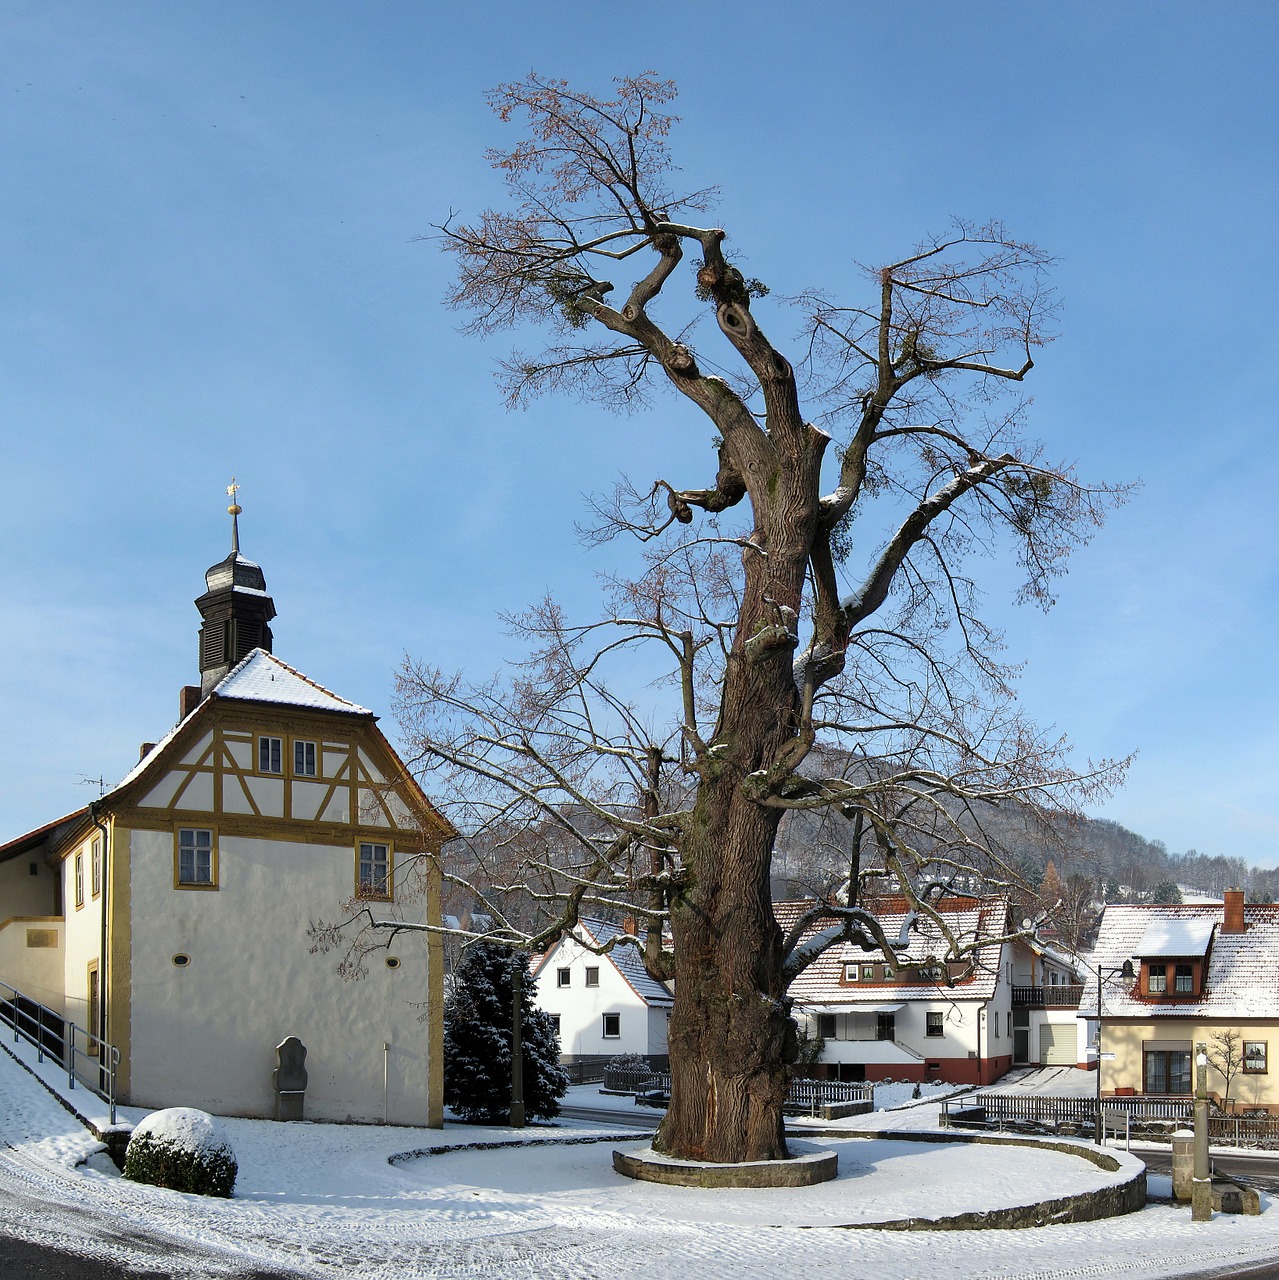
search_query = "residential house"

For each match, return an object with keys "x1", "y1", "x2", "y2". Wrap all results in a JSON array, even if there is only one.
[
  {"x1": 0, "y1": 514, "x2": 451, "y2": 1125},
  {"x1": 1084, "y1": 892, "x2": 1279, "y2": 1113},
  {"x1": 531, "y1": 918, "x2": 672, "y2": 1065},
  {"x1": 1010, "y1": 934, "x2": 1089, "y2": 1068},
  {"x1": 778, "y1": 895, "x2": 1016, "y2": 1086}
]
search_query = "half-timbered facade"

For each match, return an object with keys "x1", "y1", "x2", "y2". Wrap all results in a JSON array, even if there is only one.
[{"x1": 0, "y1": 518, "x2": 451, "y2": 1125}]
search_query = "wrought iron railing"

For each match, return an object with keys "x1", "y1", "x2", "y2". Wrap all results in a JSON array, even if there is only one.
[{"x1": 0, "y1": 978, "x2": 120, "y2": 1124}]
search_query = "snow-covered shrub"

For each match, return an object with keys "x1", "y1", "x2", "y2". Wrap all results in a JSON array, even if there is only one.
[
  {"x1": 123, "y1": 1108, "x2": 237, "y2": 1197},
  {"x1": 606, "y1": 1052, "x2": 651, "y2": 1074},
  {"x1": 444, "y1": 943, "x2": 569, "y2": 1123}
]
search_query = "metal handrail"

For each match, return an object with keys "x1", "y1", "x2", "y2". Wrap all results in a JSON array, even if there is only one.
[{"x1": 0, "y1": 977, "x2": 119, "y2": 1124}]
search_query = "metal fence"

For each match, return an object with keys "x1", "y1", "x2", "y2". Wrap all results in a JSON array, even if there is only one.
[
  {"x1": 601, "y1": 1067, "x2": 874, "y2": 1112},
  {"x1": 1010, "y1": 984, "x2": 1085, "y2": 1008},
  {"x1": 941, "y1": 1092, "x2": 1279, "y2": 1150},
  {"x1": 0, "y1": 979, "x2": 120, "y2": 1124}
]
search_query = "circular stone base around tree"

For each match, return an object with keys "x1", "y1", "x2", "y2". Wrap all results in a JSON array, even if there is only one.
[{"x1": 613, "y1": 1141, "x2": 838, "y2": 1188}]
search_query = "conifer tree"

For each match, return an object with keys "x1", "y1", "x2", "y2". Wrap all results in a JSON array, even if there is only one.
[{"x1": 443, "y1": 943, "x2": 568, "y2": 1123}]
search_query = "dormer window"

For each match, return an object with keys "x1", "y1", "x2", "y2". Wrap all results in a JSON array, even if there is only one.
[
  {"x1": 1148, "y1": 962, "x2": 1167, "y2": 993},
  {"x1": 1174, "y1": 963, "x2": 1193, "y2": 994}
]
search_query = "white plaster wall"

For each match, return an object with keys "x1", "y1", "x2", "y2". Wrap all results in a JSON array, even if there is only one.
[
  {"x1": 808, "y1": 1000, "x2": 982, "y2": 1063},
  {"x1": 0, "y1": 854, "x2": 60, "y2": 919},
  {"x1": 61, "y1": 836, "x2": 104, "y2": 1034},
  {"x1": 532, "y1": 935, "x2": 664, "y2": 1058},
  {"x1": 0, "y1": 918, "x2": 64, "y2": 1009},
  {"x1": 125, "y1": 828, "x2": 435, "y2": 1125}
]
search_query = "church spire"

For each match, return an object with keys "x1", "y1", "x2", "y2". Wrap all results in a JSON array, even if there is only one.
[{"x1": 194, "y1": 480, "x2": 277, "y2": 696}]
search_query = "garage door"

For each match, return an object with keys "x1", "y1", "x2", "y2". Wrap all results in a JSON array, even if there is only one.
[{"x1": 1039, "y1": 1023, "x2": 1076, "y2": 1066}]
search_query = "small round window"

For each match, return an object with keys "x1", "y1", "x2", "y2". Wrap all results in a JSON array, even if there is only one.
[
  {"x1": 172, "y1": 953, "x2": 191, "y2": 968},
  {"x1": 385, "y1": 956, "x2": 401, "y2": 970}
]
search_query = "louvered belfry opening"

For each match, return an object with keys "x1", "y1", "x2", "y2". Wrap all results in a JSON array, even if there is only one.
[{"x1": 195, "y1": 544, "x2": 277, "y2": 697}]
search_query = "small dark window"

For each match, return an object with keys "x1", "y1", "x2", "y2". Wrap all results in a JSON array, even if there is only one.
[
  {"x1": 294, "y1": 740, "x2": 317, "y2": 777},
  {"x1": 817, "y1": 1013, "x2": 837, "y2": 1039},
  {"x1": 876, "y1": 1012, "x2": 896, "y2": 1041},
  {"x1": 172, "y1": 953, "x2": 191, "y2": 968},
  {"x1": 862, "y1": 964, "x2": 876, "y2": 981},
  {"x1": 28, "y1": 861, "x2": 38, "y2": 877},
  {"x1": 385, "y1": 956, "x2": 401, "y2": 970},
  {"x1": 602, "y1": 1012, "x2": 621, "y2": 1038},
  {"x1": 926, "y1": 1011, "x2": 944, "y2": 1037},
  {"x1": 1174, "y1": 963, "x2": 1193, "y2": 994},
  {"x1": 1148, "y1": 962, "x2": 1167, "y2": 993},
  {"x1": 550, "y1": 1014, "x2": 561, "y2": 1034},
  {"x1": 259, "y1": 736, "x2": 283, "y2": 774},
  {"x1": 585, "y1": 966, "x2": 600, "y2": 987},
  {"x1": 557, "y1": 967, "x2": 571, "y2": 987}
]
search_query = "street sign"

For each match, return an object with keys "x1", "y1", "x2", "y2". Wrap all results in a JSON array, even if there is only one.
[{"x1": 1100, "y1": 1052, "x2": 1116, "y2": 1060}]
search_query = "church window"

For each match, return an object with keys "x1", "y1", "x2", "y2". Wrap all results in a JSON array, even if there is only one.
[
  {"x1": 176, "y1": 828, "x2": 216, "y2": 888},
  {"x1": 293, "y1": 740, "x2": 317, "y2": 777},
  {"x1": 357, "y1": 842, "x2": 391, "y2": 898},
  {"x1": 258, "y1": 736, "x2": 283, "y2": 774}
]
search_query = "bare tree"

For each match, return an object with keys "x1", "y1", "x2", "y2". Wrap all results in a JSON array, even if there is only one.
[
  {"x1": 1208, "y1": 1029, "x2": 1243, "y2": 1112},
  {"x1": 389, "y1": 73, "x2": 1127, "y2": 1164}
]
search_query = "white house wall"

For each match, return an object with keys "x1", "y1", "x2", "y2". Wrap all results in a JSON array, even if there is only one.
[
  {"x1": 123, "y1": 826, "x2": 433, "y2": 1125},
  {"x1": 533, "y1": 934, "x2": 666, "y2": 1059},
  {"x1": 0, "y1": 916, "x2": 63, "y2": 1011}
]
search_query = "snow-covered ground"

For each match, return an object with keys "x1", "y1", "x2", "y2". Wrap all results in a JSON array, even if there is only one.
[{"x1": 2, "y1": 1040, "x2": 1278, "y2": 1279}]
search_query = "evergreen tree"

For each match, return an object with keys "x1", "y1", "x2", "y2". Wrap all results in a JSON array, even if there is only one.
[{"x1": 443, "y1": 943, "x2": 568, "y2": 1123}]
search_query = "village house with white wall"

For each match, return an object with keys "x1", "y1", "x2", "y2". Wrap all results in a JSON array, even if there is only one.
[
  {"x1": 0, "y1": 505, "x2": 450, "y2": 1126},
  {"x1": 531, "y1": 918, "x2": 672, "y2": 1065}
]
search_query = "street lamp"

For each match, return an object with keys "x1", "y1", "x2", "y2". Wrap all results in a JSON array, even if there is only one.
[{"x1": 1093, "y1": 958, "x2": 1135, "y2": 1145}]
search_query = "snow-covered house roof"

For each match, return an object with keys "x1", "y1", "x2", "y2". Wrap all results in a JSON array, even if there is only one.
[
  {"x1": 212, "y1": 648, "x2": 372, "y2": 715},
  {"x1": 532, "y1": 918, "x2": 673, "y2": 1008},
  {"x1": 777, "y1": 895, "x2": 1010, "y2": 1007},
  {"x1": 1083, "y1": 902, "x2": 1279, "y2": 1020}
]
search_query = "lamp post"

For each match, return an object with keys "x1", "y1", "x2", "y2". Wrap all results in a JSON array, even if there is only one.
[{"x1": 1093, "y1": 959, "x2": 1135, "y2": 1145}]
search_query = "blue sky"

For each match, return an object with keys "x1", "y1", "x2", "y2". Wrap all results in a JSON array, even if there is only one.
[{"x1": 3, "y1": 2, "x2": 1278, "y2": 865}]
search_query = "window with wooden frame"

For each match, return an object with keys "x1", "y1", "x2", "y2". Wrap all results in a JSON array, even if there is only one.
[
  {"x1": 293, "y1": 739, "x2": 318, "y2": 777},
  {"x1": 74, "y1": 852, "x2": 84, "y2": 909},
  {"x1": 1147, "y1": 962, "x2": 1168, "y2": 994},
  {"x1": 1174, "y1": 963, "x2": 1194, "y2": 994},
  {"x1": 357, "y1": 841, "x2": 391, "y2": 899},
  {"x1": 175, "y1": 827, "x2": 217, "y2": 888},
  {"x1": 91, "y1": 837, "x2": 102, "y2": 899},
  {"x1": 258, "y1": 735, "x2": 283, "y2": 774},
  {"x1": 1244, "y1": 1041, "x2": 1268, "y2": 1074},
  {"x1": 862, "y1": 963, "x2": 876, "y2": 981}
]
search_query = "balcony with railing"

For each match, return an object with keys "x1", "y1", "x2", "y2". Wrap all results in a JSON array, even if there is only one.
[{"x1": 1012, "y1": 983, "x2": 1084, "y2": 1009}]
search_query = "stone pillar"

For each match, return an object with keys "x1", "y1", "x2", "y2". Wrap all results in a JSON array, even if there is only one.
[{"x1": 1171, "y1": 1129, "x2": 1194, "y2": 1201}]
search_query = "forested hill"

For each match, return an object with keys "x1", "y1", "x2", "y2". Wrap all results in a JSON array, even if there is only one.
[{"x1": 774, "y1": 801, "x2": 1279, "y2": 904}]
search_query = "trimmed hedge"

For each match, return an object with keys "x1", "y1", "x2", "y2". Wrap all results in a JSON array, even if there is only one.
[{"x1": 123, "y1": 1108, "x2": 237, "y2": 1197}]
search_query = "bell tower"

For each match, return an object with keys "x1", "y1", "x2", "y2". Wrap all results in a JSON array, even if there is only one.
[{"x1": 195, "y1": 480, "x2": 277, "y2": 696}]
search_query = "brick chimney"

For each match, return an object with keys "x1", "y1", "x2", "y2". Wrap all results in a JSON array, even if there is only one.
[
  {"x1": 1223, "y1": 888, "x2": 1246, "y2": 934},
  {"x1": 179, "y1": 685, "x2": 202, "y2": 720}
]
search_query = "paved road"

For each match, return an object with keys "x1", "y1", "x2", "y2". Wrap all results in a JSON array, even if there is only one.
[
  {"x1": 1136, "y1": 1146, "x2": 1279, "y2": 1192},
  {"x1": 558, "y1": 1104, "x2": 661, "y2": 1129}
]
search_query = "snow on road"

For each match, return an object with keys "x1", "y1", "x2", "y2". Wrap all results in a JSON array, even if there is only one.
[{"x1": 2, "y1": 1044, "x2": 1278, "y2": 1279}]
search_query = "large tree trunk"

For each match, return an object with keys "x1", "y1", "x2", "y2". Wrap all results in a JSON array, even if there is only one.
[{"x1": 654, "y1": 434, "x2": 822, "y2": 1164}]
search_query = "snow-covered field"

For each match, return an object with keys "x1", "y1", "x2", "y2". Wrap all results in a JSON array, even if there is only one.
[{"x1": 2, "y1": 1042, "x2": 1278, "y2": 1280}]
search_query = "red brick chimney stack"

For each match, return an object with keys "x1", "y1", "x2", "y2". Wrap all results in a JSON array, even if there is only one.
[{"x1": 1223, "y1": 888, "x2": 1246, "y2": 934}]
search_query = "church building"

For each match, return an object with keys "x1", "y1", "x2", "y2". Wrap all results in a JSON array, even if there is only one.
[{"x1": 0, "y1": 498, "x2": 450, "y2": 1126}]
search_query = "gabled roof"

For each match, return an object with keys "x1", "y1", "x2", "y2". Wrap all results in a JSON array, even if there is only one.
[
  {"x1": 533, "y1": 918, "x2": 674, "y2": 1008},
  {"x1": 1085, "y1": 902, "x2": 1279, "y2": 1020},
  {"x1": 212, "y1": 649, "x2": 372, "y2": 715},
  {"x1": 778, "y1": 895, "x2": 1010, "y2": 1005},
  {"x1": 0, "y1": 807, "x2": 89, "y2": 863}
]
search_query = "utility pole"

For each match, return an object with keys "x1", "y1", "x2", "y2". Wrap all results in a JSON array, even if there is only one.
[{"x1": 510, "y1": 962, "x2": 526, "y2": 1128}]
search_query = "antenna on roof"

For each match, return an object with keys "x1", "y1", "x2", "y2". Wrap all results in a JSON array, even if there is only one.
[
  {"x1": 78, "y1": 774, "x2": 109, "y2": 797},
  {"x1": 226, "y1": 477, "x2": 242, "y2": 553}
]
